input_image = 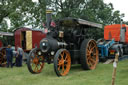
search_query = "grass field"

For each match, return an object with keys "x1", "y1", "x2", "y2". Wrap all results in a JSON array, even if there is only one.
[{"x1": 0, "y1": 60, "x2": 128, "y2": 85}]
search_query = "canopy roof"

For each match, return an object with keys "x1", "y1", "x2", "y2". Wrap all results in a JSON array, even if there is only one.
[{"x1": 58, "y1": 17, "x2": 102, "y2": 28}]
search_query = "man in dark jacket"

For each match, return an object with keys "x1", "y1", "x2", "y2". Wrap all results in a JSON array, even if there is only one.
[{"x1": 6, "y1": 45, "x2": 13, "y2": 68}]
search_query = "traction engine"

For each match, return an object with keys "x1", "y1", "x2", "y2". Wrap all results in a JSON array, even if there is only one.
[{"x1": 27, "y1": 10, "x2": 102, "y2": 76}]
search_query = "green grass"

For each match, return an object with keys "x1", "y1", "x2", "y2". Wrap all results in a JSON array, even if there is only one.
[{"x1": 0, "y1": 60, "x2": 128, "y2": 85}]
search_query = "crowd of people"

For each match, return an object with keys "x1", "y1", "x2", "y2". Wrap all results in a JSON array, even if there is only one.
[{"x1": 5, "y1": 45, "x2": 24, "y2": 68}]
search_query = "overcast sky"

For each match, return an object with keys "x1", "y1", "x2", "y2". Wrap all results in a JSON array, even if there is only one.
[{"x1": 104, "y1": 0, "x2": 128, "y2": 21}]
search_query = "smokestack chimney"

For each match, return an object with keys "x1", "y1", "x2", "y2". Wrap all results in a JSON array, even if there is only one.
[{"x1": 46, "y1": 9, "x2": 52, "y2": 29}]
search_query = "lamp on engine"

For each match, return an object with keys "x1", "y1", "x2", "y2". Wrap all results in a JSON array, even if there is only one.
[{"x1": 27, "y1": 9, "x2": 102, "y2": 76}]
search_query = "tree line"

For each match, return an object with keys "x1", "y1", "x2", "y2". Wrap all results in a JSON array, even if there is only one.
[{"x1": 0, "y1": 0, "x2": 126, "y2": 43}]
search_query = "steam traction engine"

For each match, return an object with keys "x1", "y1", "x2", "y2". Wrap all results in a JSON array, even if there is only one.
[
  {"x1": 0, "y1": 32, "x2": 13, "y2": 66},
  {"x1": 27, "y1": 10, "x2": 102, "y2": 76}
]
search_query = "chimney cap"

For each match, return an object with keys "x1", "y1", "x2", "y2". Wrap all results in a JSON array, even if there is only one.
[{"x1": 46, "y1": 10, "x2": 52, "y2": 14}]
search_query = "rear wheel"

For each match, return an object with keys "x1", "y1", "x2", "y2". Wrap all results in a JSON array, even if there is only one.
[
  {"x1": 54, "y1": 49, "x2": 71, "y2": 76},
  {"x1": 0, "y1": 47, "x2": 6, "y2": 66},
  {"x1": 27, "y1": 48, "x2": 44, "y2": 74},
  {"x1": 80, "y1": 39, "x2": 99, "y2": 70}
]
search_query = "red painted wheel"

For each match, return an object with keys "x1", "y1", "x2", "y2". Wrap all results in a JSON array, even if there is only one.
[
  {"x1": 54, "y1": 49, "x2": 71, "y2": 76},
  {"x1": 0, "y1": 47, "x2": 6, "y2": 66},
  {"x1": 27, "y1": 48, "x2": 44, "y2": 74},
  {"x1": 80, "y1": 39, "x2": 99, "y2": 70}
]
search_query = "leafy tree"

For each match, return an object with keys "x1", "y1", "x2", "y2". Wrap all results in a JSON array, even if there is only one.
[
  {"x1": 0, "y1": 0, "x2": 125, "y2": 30},
  {"x1": 0, "y1": 0, "x2": 36, "y2": 45},
  {"x1": 0, "y1": 0, "x2": 126, "y2": 41},
  {"x1": 47, "y1": 0, "x2": 124, "y2": 39},
  {"x1": 0, "y1": 0, "x2": 46, "y2": 32}
]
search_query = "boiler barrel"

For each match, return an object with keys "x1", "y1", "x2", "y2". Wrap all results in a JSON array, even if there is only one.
[{"x1": 40, "y1": 38, "x2": 58, "y2": 52}]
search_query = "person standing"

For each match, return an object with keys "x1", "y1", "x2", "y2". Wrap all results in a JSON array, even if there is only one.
[
  {"x1": 17, "y1": 46, "x2": 24, "y2": 67},
  {"x1": 6, "y1": 45, "x2": 13, "y2": 68}
]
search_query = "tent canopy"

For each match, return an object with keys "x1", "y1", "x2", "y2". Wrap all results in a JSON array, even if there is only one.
[{"x1": 0, "y1": 32, "x2": 13, "y2": 36}]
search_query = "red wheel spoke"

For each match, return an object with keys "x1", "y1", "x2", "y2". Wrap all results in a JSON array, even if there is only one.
[
  {"x1": 88, "y1": 46, "x2": 91, "y2": 51},
  {"x1": 88, "y1": 60, "x2": 93, "y2": 66},
  {"x1": 58, "y1": 60, "x2": 62, "y2": 65},
  {"x1": 31, "y1": 63, "x2": 34, "y2": 67},
  {"x1": 90, "y1": 46, "x2": 96, "y2": 52},
  {"x1": 34, "y1": 64, "x2": 37, "y2": 72},
  {"x1": 62, "y1": 64, "x2": 65, "y2": 72},
  {"x1": 64, "y1": 55, "x2": 68, "y2": 61},
  {"x1": 89, "y1": 58, "x2": 96, "y2": 64},
  {"x1": 87, "y1": 54, "x2": 91, "y2": 59},
  {"x1": 61, "y1": 52, "x2": 64, "y2": 60},
  {"x1": 58, "y1": 65, "x2": 61, "y2": 71},
  {"x1": 93, "y1": 53, "x2": 96, "y2": 56},
  {"x1": 87, "y1": 50, "x2": 90, "y2": 54},
  {"x1": 36, "y1": 64, "x2": 40, "y2": 72},
  {"x1": 67, "y1": 59, "x2": 70, "y2": 63},
  {"x1": 35, "y1": 65, "x2": 38, "y2": 71},
  {"x1": 89, "y1": 43, "x2": 92, "y2": 48},
  {"x1": 86, "y1": 53, "x2": 90, "y2": 56},
  {"x1": 38, "y1": 55, "x2": 42, "y2": 60}
]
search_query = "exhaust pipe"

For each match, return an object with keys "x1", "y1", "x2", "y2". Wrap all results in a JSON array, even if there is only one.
[
  {"x1": 46, "y1": 10, "x2": 52, "y2": 29},
  {"x1": 120, "y1": 19, "x2": 125, "y2": 42}
]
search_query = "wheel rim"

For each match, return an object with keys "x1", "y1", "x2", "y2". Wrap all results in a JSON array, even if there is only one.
[
  {"x1": 86, "y1": 40, "x2": 98, "y2": 70},
  {"x1": 57, "y1": 50, "x2": 71, "y2": 76},
  {"x1": 29, "y1": 50, "x2": 44, "y2": 73}
]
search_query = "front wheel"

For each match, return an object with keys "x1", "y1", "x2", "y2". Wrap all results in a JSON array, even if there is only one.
[
  {"x1": 54, "y1": 49, "x2": 71, "y2": 77},
  {"x1": 27, "y1": 48, "x2": 45, "y2": 74}
]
